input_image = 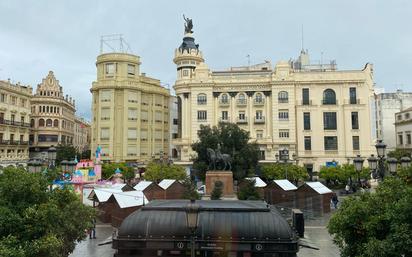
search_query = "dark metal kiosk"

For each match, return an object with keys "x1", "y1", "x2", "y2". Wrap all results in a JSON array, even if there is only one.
[{"x1": 113, "y1": 200, "x2": 299, "y2": 257}]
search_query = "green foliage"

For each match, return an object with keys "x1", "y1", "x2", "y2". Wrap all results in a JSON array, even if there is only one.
[
  {"x1": 211, "y1": 180, "x2": 223, "y2": 200},
  {"x1": 56, "y1": 144, "x2": 78, "y2": 166},
  {"x1": 387, "y1": 149, "x2": 412, "y2": 160},
  {"x1": 319, "y1": 164, "x2": 369, "y2": 187},
  {"x1": 238, "y1": 179, "x2": 261, "y2": 200},
  {"x1": 181, "y1": 177, "x2": 200, "y2": 200},
  {"x1": 191, "y1": 123, "x2": 260, "y2": 180},
  {"x1": 121, "y1": 169, "x2": 135, "y2": 182},
  {"x1": 0, "y1": 166, "x2": 95, "y2": 257},
  {"x1": 328, "y1": 178, "x2": 412, "y2": 257},
  {"x1": 144, "y1": 162, "x2": 187, "y2": 183},
  {"x1": 101, "y1": 162, "x2": 134, "y2": 180},
  {"x1": 397, "y1": 165, "x2": 412, "y2": 184},
  {"x1": 261, "y1": 163, "x2": 308, "y2": 185}
]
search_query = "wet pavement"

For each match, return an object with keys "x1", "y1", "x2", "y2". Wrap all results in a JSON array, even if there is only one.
[{"x1": 69, "y1": 224, "x2": 115, "y2": 257}]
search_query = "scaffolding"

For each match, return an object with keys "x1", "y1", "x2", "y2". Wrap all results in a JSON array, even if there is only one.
[{"x1": 100, "y1": 34, "x2": 132, "y2": 54}]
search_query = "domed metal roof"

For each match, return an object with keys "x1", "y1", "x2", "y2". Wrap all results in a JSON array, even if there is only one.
[
  {"x1": 179, "y1": 35, "x2": 199, "y2": 53},
  {"x1": 118, "y1": 200, "x2": 295, "y2": 241}
]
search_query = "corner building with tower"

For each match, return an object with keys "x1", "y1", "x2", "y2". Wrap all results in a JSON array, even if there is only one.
[
  {"x1": 91, "y1": 52, "x2": 170, "y2": 163},
  {"x1": 173, "y1": 27, "x2": 376, "y2": 174}
]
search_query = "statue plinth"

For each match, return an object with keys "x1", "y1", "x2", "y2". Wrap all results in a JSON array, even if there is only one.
[{"x1": 205, "y1": 170, "x2": 234, "y2": 197}]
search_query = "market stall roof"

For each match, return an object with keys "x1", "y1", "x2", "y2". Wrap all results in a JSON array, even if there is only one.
[
  {"x1": 245, "y1": 176, "x2": 267, "y2": 187},
  {"x1": 133, "y1": 181, "x2": 153, "y2": 191},
  {"x1": 158, "y1": 179, "x2": 176, "y2": 190},
  {"x1": 111, "y1": 191, "x2": 149, "y2": 208},
  {"x1": 304, "y1": 182, "x2": 333, "y2": 194},
  {"x1": 88, "y1": 188, "x2": 122, "y2": 202},
  {"x1": 273, "y1": 179, "x2": 298, "y2": 191}
]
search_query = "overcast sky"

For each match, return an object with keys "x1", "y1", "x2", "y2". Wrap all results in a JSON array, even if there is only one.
[{"x1": 1, "y1": 0, "x2": 411, "y2": 120}]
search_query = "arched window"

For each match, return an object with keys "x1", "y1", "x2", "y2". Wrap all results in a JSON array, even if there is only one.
[
  {"x1": 46, "y1": 119, "x2": 52, "y2": 127},
  {"x1": 255, "y1": 93, "x2": 263, "y2": 103},
  {"x1": 278, "y1": 91, "x2": 288, "y2": 103},
  {"x1": 238, "y1": 93, "x2": 246, "y2": 105},
  {"x1": 30, "y1": 119, "x2": 35, "y2": 128},
  {"x1": 221, "y1": 94, "x2": 229, "y2": 104},
  {"x1": 53, "y1": 119, "x2": 59, "y2": 127},
  {"x1": 39, "y1": 119, "x2": 45, "y2": 127},
  {"x1": 197, "y1": 94, "x2": 207, "y2": 105},
  {"x1": 323, "y1": 89, "x2": 336, "y2": 105}
]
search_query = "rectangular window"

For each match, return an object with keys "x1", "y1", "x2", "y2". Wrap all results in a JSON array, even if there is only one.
[
  {"x1": 183, "y1": 69, "x2": 189, "y2": 76},
  {"x1": 105, "y1": 63, "x2": 115, "y2": 75},
  {"x1": 256, "y1": 110, "x2": 263, "y2": 119},
  {"x1": 259, "y1": 150, "x2": 265, "y2": 160},
  {"x1": 173, "y1": 118, "x2": 178, "y2": 125},
  {"x1": 128, "y1": 128, "x2": 137, "y2": 139},
  {"x1": 10, "y1": 96, "x2": 17, "y2": 105},
  {"x1": 10, "y1": 134, "x2": 14, "y2": 143},
  {"x1": 141, "y1": 110, "x2": 148, "y2": 121},
  {"x1": 127, "y1": 64, "x2": 135, "y2": 75},
  {"x1": 351, "y1": 112, "x2": 359, "y2": 129},
  {"x1": 141, "y1": 130, "x2": 148, "y2": 141},
  {"x1": 128, "y1": 91, "x2": 138, "y2": 103},
  {"x1": 20, "y1": 135, "x2": 24, "y2": 142},
  {"x1": 20, "y1": 116, "x2": 25, "y2": 124},
  {"x1": 0, "y1": 112, "x2": 3, "y2": 123},
  {"x1": 324, "y1": 136, "x2": 338, "y2": 150},
  {"x1": 303, "y1": 112, "x2": 311, "y2": 130},
  {"x1": 350, "y1": 87, "x2": 357, "y2": 104},
  {"x1": 155, "y1": 111, "x2": 162, "y2": 122},
  {"x1": 11, "y1": 114, "x2": 15, "y2": 124},
  {"x1": 279, "y1": 129, "x2": 289, "y2": 138},
  {"x1": 221, "y1": 111, "x2": 228, "y2": 121},
  {"x1": 101, "y1": 108, "x2": 110, "y2": 120},
  {"x1": 100, "y1": 128, "x2": 109, "y2": 140},
  {"x1": 127, "y1": 146, "x2": 137, "y2": 156},
  {"x1": 20, "y1": 99, "x2": 26, "y2": 107},
  {"x1": 398, "y1": 133, "x2": 403, "y2": 145},
  {"x1": 238, "y1": 111, "x2": 246, "y2": 120},
  {"x1": 352, "y1": 136, "x2": 360, "y2": 150},
  {"x1": 197, "y1": 111, "x2": 207, "y2": 121},
  {"x1": 302, "y1": 88, "x2": 310, "y2": 105},
  {"x1": 323, "y1": 112, "x2": 337, "y2": 130},
  {"x1": 278, "y1": 109, "x2": 289, "y2": 120},
  {"x1": 304, "y1": 136, "x2": 311, "y2": 150},
  {"x1": 101, "y1": 90, "x2": 111, "y2": 102},
  {"x1": 0, "y1": 93, "x2": 6, "y2": 103},
  {"x1": 407, "y1": 133, "x2": 411, "y2": 145},
  {"x1": 256, "y1": 130, "x2": 263, "y2": 139}
]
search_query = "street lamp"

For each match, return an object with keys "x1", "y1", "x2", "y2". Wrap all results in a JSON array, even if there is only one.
[
  {"x1": 61, "y1": 160, "x2": 68, "y2": 172},
  {"x1": 375, "y1": 140, "x2": 387, "y2": 179},
  {"x1": 367, "y1": 154, "x2": 378, "y2": 179},
  {"x1": 27, "y1": 159, "x2": 43, "y2": 173},
  {"x1": 387, "y1": 158, "x2": 398, "y2": 175},
  {"x1": 48, "y1": 146, "x2": 57, "y2": 169},
  {"x1": 186, "y1": 199, "x2": 199, "y2": 257},
  {"x1": 353, "y1": 155, "x2": 364, "y2": 187},
  {"x1": 275, "y1": 149, "x2": 296, "y2": 180},
  {"x1": 400, "y1": 156, "x2": 411, "y2": 169}
]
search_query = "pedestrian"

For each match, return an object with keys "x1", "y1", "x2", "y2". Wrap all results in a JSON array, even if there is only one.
[
  {"x1": 89, "y1": 218, "x2": 96, "y2": 239},
  {"x1": 331, "y1": 194, "x2": 339, "y2": 209},
  {"x1": 345, "y1": 184, "x2": 350, "y2": 195}
]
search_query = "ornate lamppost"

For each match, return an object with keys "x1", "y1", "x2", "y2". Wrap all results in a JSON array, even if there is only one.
[
  {"x1": 375, "y1": 140, "x2": 387, "y2": 179},
  {"x1": 48, "y1": 146, "x2": 57, "y2": 169},
  {"x1": 186, "y1": 199, "x2": 199, "y2": 257},
  {"x1": 400, "y1": 156, "x2": 412, "y2": 169},
  {"x1": 353, "y1": 155, "x2": 364, "y2": 187}
]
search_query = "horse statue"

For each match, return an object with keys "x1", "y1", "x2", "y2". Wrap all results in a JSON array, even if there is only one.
[{"x1": 207, "y1": 147, "x2": 232, "y2": 171}]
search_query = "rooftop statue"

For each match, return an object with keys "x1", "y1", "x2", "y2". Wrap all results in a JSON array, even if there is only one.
[{"x1": 183, "y1": 14, "x2": 193, "y2": 34}]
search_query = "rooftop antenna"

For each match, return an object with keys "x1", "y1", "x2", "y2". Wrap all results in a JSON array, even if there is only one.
[
  {"x1": 301, "y1": 24, "x2": 304, "y2": 51},
  {"x1": 246, "y1": 54, "x2": 251, "y2": 68}
]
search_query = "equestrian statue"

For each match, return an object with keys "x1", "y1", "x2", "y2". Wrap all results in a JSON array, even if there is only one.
[{"x1": 207, "y1": 145, "x2": 232, "y2": 171}]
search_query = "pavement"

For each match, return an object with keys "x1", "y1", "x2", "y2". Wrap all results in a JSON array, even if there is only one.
[{"x1": 69, "y1": 224, "x2": 115, "y2": 257}]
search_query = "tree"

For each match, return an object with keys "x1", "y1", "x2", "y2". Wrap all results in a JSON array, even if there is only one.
[
  {"x1": 191, "y1": 123, "x2": 260, "y2": 180},
  {"x1": 0, "y1": 166, "x2": 95, "y2": 257},
  {"x1": 210, "y1": 180, "x2": 223, "y2": 200},
  {"x1": 387, "y1": 148, "x2": 412, "y2": 161},
  {"x1": 319, "y1": 164, "x2": 370, "y2": 187},
  {"x1": 56, "y1": 144, "x2": 78, "y2": 165},
  {"x1": 181, "y1": 177, "x2": 200, "y2": 200},
  {"x1": 238, "y1": 179, "x2": 261, "y2": 200},
  {"x1": 261, "y1": 163, "x2": 308, "y2": 185},
  {"x1": 144, "y1": 162, "x2": 187, "y2": 183},
  {"x1": 328, "y1": 178, "x2": 412, "y2": 257},
  {"x1": 101, "y1": 162, "x2": 134, "y2": 180}
]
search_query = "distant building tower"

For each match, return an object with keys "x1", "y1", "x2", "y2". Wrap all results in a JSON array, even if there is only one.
[
  {"x1": 91, "y1": 43, "x2": 170, "y2": 163},
  {"x1": 30, "y1": 71, "x2": 76, "y2": 159}
]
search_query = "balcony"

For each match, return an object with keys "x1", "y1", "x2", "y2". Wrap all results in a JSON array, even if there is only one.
[
  {"x1": 322, "y1": 100, "x2": 338, "y2": 105},
  {"x1": 253, "y1": 99, "x2": 265, "y2": 106},
  {"x1": 0, "y1": 119, "x2": 30, "y2": 128},
  {"x1": 219, "y1": 117, "x2": 230, "y2": 123},
  {"x1": 346, "y1": 99, "x2": 361, "y2": 105},
  {"x1": 9, "y1": 140, "x2": 19, "y2": 145},
  {"x1": 218, "y1": 100, "x2": 230, "y2": 107},
  {"x1": 254, "y1": 116, "x2": 265, "y2": 124},
  {"x1": 236, "y1": 117, "x2": 248, "y2": 124},
  {"x1": 300, "y1": 100, "x2": 313, "y2": 106},
  {"x1": 236, "y1": 99, "x2": 247, "y2": 106},
  {"x1": 0, "y1": 140, "x2": 10, "y2": 145}
]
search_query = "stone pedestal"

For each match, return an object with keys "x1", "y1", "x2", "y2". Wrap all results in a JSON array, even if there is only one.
[{"x1": 205, "y1": 170, "x2": 234, "y2": 197}]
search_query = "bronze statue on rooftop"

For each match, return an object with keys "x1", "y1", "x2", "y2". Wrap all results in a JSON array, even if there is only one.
[{"x1": 183, "y1": 14, "x2": 193, "y2": 34}]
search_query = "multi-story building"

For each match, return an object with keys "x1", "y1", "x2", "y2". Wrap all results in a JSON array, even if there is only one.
[
  {"x1": 0, "y1": 80, "x2": 32, "y2": 167},
  {"x1": 394, "y1": 107, "x2": 412, "y2": 151},
  {"x1": 29, "y1": 71, "x2": 76, "y2": 159},
  {"x1": 74, "y1": 116, "x2": 91, "y2": 154},
  {"x1": 90, "y1": 52, "x2": 170, "y2": 163},
  {"x1": 374, "y1": 90, "x2": 412, "y2": 151},
  {"x1": 172, "y1": 25, "x2": 375, "y2": 174}
]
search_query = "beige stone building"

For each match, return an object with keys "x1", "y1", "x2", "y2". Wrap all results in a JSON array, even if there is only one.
[
  {"x1": 74, "y1": 116, "x2": 91, "y2": 154},
  {"x1": 395, "y1": 107, "x2": 412, "y2": 151},
  {"x1": 173, "y1": 29, "x2": 375, "y2": 174},
  {"x1": 29, "y1": 71, "x2": 76, "y2": 158},
  {"x1": 90, "y1": 52, "x2": 170, "y2": 163},
  {"x1": 0, "y1": 80, "x2": 32, "y2": 167}
]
